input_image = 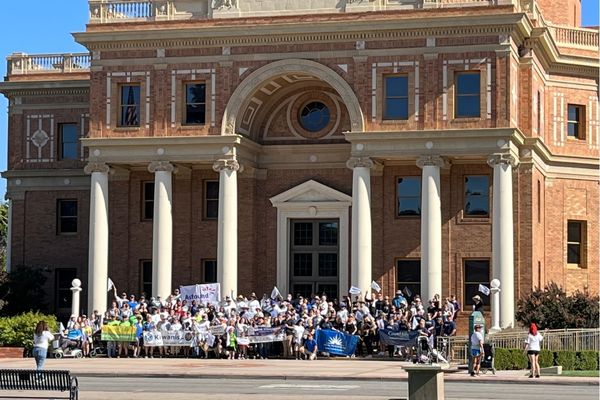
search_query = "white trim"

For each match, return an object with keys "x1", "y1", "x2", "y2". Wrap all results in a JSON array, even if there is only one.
[{"x1": 270, "y1": 180, "x2": 351, "y2": 296}]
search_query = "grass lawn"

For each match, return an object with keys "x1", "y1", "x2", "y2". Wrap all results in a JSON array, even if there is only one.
[{"x1": 561, "y1": 370, "x2": 600, "y2": 377}]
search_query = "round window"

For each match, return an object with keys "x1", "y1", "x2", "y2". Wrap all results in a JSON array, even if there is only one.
[{"x1": 299, "y1": 102, "x2": 330, "y2": 132}]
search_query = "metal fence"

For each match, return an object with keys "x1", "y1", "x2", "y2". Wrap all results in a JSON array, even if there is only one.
[{"x1": 437, "y1": 328, "x2": 600, "y2": 364}]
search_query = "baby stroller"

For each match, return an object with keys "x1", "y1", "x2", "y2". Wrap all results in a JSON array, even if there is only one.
[
  {"x1": 479, "y1": 343, "x2": 496, "y2": 374},
  {"x1": 415, "y1": 335, "x2": 433, "y2": 364}
]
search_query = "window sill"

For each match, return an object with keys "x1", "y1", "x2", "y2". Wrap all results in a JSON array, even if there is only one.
[
  {"x1": 382, "y1": 119, "x2": 410, "y2": 124},
  {"x1": 57, "y1": 232, "x2": 78, "y2": 236},
  {"x1": 451, "y1": 117, "x2": 482, "y2": 123},
  {"x1": 457, "y1": 216, "x2": 491, "y2": 225},
  {"x1": 566, "y1": 263, "x2": 586, "y2": 270},
  {"x1": 114, "y1": 126, "x2": 141, "y2": 131},
  {"x1": 179, "y1": 124, "x2": 207, "y2": 129},
  {"x1": 395, "y1": 214, "x2": 421, "y2": 220},
  {"x1": 566, "y1": 137, "x2": 587, "y2": 144}
]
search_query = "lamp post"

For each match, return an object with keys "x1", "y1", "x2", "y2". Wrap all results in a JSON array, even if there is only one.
[
  {"x1": 71, "y1": 278, "x2": 82, "y2": 318},
  {"x1": 490, "y1": 278, "x2": 501, "y2": 333}
]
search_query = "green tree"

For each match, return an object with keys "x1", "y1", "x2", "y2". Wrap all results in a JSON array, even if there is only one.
[{"x1": 0, "y1": 266, "x2": 48, "y2": 316}]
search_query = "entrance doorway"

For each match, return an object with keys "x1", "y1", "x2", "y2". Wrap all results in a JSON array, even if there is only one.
[{"x1": 289, "y1": 219, "x2": 339, "y2": 299}]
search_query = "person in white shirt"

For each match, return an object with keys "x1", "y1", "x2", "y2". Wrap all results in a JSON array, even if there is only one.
[
  {"x1": 470, "y1": 324, "x2": 484, "y2": 376},
  {"x1": 524, "y1": 323, "x2": 545, "y2": 378},
  {"x1": 33, "y1": 321, "x2": 55, "y2": 371}
]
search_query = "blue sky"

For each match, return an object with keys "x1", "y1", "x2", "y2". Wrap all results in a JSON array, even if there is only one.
[{"x1": 0, "y1": 1, "x2": 598, "y2": 199}]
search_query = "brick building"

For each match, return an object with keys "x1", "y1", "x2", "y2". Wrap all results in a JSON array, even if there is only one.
[{"x1": 0, "y1": 0, "x2": 597, "y2": 329}]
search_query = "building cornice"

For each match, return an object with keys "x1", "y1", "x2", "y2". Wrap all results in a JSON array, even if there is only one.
[
  {"x1": 0, "y1": 80, "x2": 90, "y2": 98},
  {"x1": 74, "y1": 11, "x2": 523, "y2": 51}
]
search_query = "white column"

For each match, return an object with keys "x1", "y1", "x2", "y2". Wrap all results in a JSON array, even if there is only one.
[
  {"x1": 489, "y1": 278, "x2": 501, "y2": 332},
  {"x1": 488, "y1": 153, "x2": 517, "y2": 329},
  {"x1": 213, "y1": 158, "x2": 240, "y2": 299},
  {"x1": 148, "y1": 161, "x2": 176, "y2": 300},
  {"x1": 417, "y1": 155, "x2": 445, "y2": 302},
  {"x1": 347, "y1": 157, "x2": 373, "y2": 298},
  {"x1": 84, "y1": 162, "x2": 110, "y2": 315},
  {"x1": 71, "y1": 279, "x2": 82, "y2": 318},
  {"x1": 5, "y1": 198, "x2": 12, "y2": 273}
]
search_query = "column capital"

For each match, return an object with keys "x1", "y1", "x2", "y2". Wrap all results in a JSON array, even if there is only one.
[
  {"x1": 84, "y1": 162, "x2": 110, "y2": 175},
  {"x1": 148, "y1": 161, "x2": 176, "y2": 173},
  {"x1": 346, "y1": 156, "x2": 373, "y2": 170},
  {"x1": 416, "y1": 155, "x2": 448, "y2": 169},
  {"x1": 213, "y1": 158, "x2": 241, "y2": 172},
  {"x1": 487, "y1": 153, "x2": 518, "y2": 168}
]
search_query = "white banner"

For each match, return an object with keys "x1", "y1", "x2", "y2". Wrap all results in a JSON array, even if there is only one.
[
  {"x1": 179, "y1": 283, "x2": 221, "y2": 304},
  {"x1": 143, "y1": 330, "x2": 195, "y2": 347}
]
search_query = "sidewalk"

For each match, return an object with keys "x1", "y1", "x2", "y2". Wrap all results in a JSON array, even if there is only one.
[{"x1": 0, "y1": 357, "x2": 597, "y2": 385}]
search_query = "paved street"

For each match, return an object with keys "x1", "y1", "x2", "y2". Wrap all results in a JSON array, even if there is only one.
[
  {"x1": 4, "y1": 377, "x2": 599, "y2": 400},
  {"x1": 0, "y1": 358, "x2": 597, "y2": 399}
]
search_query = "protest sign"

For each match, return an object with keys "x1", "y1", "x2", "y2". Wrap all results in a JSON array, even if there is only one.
[
  {"x1": 315, "y1": 329, "x2": 359, "y2": 356},
  {"x1": 179, "y1": 283, "x2": 221, "y2": 304},
  {"x1": 247, "y1": 326, "x2": 285, "y2": 343},
  {"x1": 378, "y1": 328, "x2": 419, "y2": 346},
  {"x1": 101, "y1": 325, "x2": 136, "y2": 342}
]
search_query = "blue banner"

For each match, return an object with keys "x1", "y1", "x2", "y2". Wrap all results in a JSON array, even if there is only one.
[
  {"x1": 378, "y1": 329, "x2": 419, "y2": 346},
  {"x1": 315, "y1": 329, "x2": 359, "y2": 356}
]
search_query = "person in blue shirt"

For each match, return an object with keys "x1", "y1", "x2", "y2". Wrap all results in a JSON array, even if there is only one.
[
  {"x1": 392, "y1": 290, "x2": 407, "y2": 310},
  {"x1": 128, "y1": 294, "x2": 139, "y2": 311},
  {"x1": 61, "y1": 325, "x2": 82, "y2": 349},
  {"x1": 301, "y1": 332, "x2": 318, "y2": 360}
]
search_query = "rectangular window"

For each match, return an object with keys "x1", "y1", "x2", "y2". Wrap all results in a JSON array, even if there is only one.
[
  {"x1": 383, "y1": 76, "x2": 409, "y2": 120},
  {"x1": 59, "y1": 123, "x2": 78, "y2": 160},
  {"x1": 57, "y1": 199, "x2": 77, "y2": 234},
  {"x1": 464, "y1": 176, "x2": 489, "y2": 217},
  {"x1": 119, "y1": 85, "x2": 140, "y2": 127},
  {"x1": 455, "y1": 72, "x2": 480, "y2": 118},
  {"x1": 397, "y1": 176, "x2": 421, "y2": 216},
  {"x1": 202, "y1": 260, "x2": 217, "y2": 283},
  {"x1": 56, "y1": 268, "x2": 77, "y2": 309},
  {"x1": 464, "y1": 260, "x2": 490, "y2": 310},
  {"x1": 204, "y1": 180, "x2": 219, "y2": 219},
  {"x1": 141, "y1": 260, "x2": 152, "y2": 297},
  {"x1": 184, "y1": 83, "x2": 206, "y2": 125},
  {"x1": 567, "y1": 104, "x2": 584, "y2": 139},
  {"x1": 142, "y1": 181, "x2": 154, "y2": 220},
  {"x1": 567, "y1": 221, "x2": 584, "y2": 267},
  {"x1": 396, "y1": 259, "x2": 420, "y2": 302}
]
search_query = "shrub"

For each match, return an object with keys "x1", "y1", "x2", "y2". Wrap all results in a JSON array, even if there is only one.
[
  {"x1": 556, "y1": 350, "x2": 577, "y2": 370},
  {"x1": 576, "y1": 351, "x2": 599, "y2": 371},
  {"x1": 0, "y1": 312, "x2": 58, "y2": 350},
  {"x1": 494, "y1": 348, "x2": 528, "y2": 370},
  {"x1": 516, "y1": 282, "x2": 600, "y2": 329},
  {"x1": 538, "y1": 349, "x2": 555, "y2": 368}
]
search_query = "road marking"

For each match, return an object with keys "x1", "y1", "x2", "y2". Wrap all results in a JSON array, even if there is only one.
[{"x1": 259, "y1": 384, "x2": 360, "y2": 391}]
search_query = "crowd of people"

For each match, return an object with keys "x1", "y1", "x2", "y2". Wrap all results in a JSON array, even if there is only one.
[{"x1": 56, "y1": 287, "x2": 461, "y2": 361}]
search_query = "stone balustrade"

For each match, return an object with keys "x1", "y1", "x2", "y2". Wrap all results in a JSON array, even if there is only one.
[
  {"x1": 7, "y1": 53, "x2": 91, "y2": 76},
  {"x1": 548, "y1": 25, "x2": 599, "y2": 49},
  {"x1": 89, "y1": 0, "x2": 173, "y2": 23}
]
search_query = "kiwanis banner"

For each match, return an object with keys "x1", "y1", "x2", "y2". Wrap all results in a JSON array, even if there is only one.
[
  {"x1": 315, "y1": 329, "x2": 359, "y2": 356},
  {"x1": 378, "y1": 328, "x2": 420, "y2": 346},
  {"x1": 179, "y1": 283, "x2": 221, "y2": 305},
  {"x1": 101, "y1": 325, "x2": 136, "y2": 342},
  {"x1": 143, "y1": 330, "x2": 196, "y2": 347}
]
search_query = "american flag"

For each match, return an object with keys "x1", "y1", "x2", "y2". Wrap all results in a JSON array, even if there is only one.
[{"x1": 124, "y1": 86, "x2": 139, "y2": 126}]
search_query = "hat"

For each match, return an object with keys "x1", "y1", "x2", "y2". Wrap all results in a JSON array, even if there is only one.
[
  {"x1": 474, "y1": 324, "x2": 482, "y2": 329},
  {"x1": 396, "y1": 290, "x2": 402, "y2": 295},
  {"x1": 473, "y1": 295, "x2": 481, "y2": 301}
]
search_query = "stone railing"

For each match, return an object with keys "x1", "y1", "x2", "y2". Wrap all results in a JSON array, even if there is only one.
[
  {"x1": 7, "y1": 53, "x2": 91, "y2": 76},
  {"x1": 521, "y1": 0, "x2": 599, "y2": 50},
  {"x1": 548, "y1": 25, "x2": 600, "y2": 49},
  {"x1": 89, "y1": 0, "x2": 174, "y2": 23}
]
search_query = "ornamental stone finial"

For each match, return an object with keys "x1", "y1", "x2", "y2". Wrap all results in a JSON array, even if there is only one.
[
  {"x1": 84, "y1": 162, "x2": 110, "y2": 175},
  {"x1": 346, "y1": 156, "x2": 374, "y2": 170},
  {"x1": 487, "y1": 153, "x2": 519, "y2": 169},
  {"x1": 148, "y1": 161, "x2": 177, "y2": 173},
  {"x1": 416, "y1": 155, "x2": 448, "y2": 169},
  {"x1": 213, "y1": 159, "x2": 241, "y2": 172}
]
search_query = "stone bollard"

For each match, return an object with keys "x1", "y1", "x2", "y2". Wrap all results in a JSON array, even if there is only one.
[
  {"x1": 71, "y1": 278, "x2": 82, "y2": 318},
  {"x1": 403, "y1": 365, "x2": 445, "y2": 400}
]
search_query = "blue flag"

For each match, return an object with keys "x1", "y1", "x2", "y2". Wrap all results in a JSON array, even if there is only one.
[
  {"x1": 378, "y1": 328, "x2": 420, "y2": 346},
  {"x1": 315, "y1": 329, "x2": 359, "y2": 356}
]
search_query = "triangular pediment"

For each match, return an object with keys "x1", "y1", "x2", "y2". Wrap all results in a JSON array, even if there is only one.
[{"x1": 270, "y1": 180, "x2": 351, "y2": 205}]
